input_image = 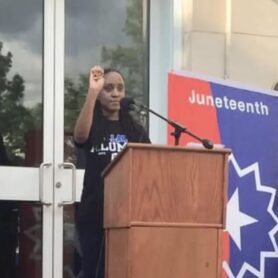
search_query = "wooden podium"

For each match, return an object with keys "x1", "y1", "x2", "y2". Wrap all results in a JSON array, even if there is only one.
[{"x1": 103, "y1": 143, "x2": 230, "y2": 278}]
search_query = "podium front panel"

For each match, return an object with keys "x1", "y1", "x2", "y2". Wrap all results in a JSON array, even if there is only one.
[
  {"x1": 104, "y1": 145, "x2": 228, "y2": 228},
  {"x1": 105, "y1": 226, "x2": 222, "y2": 278}
]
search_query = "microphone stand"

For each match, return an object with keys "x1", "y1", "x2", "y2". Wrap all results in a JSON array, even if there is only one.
[{"x1": 137, "y1": 103, "x2": 214, "y2": 149}]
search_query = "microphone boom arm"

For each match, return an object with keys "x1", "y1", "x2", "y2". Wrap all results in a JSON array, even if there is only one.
[{"x1": 138, "y1": 103, "x2": 213, "y2": 149}]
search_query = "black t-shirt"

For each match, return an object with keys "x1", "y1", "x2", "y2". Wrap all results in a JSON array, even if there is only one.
[{"x1": 78, "y1": 119, "x2": 150, "y2": 201}]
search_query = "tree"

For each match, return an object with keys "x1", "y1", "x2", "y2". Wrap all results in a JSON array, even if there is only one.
[
  {"x1": 64, "y1": 75, "x2": 88, "y2": 132},
  {"x1": 101, "y1": 0, "x2": 146, "y2": 101},
  {"x1": 0, "y1": 41, "x2": 35, "y2": 164},
  {"x1": 64, "y1": 0, "x2": 148, "y2": 131}
]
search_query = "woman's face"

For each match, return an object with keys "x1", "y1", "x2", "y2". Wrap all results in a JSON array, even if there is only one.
[{"x1": 98, "y1": 71, "x2": 125, "y2": 119}]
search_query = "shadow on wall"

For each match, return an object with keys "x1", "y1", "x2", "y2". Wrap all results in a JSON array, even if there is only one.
[{"x1": 272, "y1": 82, "x2": 278, "y2": 91}]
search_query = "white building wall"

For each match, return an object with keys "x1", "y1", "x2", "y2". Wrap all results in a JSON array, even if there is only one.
[{"x1": 181, "y1": 0, "x2": 278, "y2": 90}]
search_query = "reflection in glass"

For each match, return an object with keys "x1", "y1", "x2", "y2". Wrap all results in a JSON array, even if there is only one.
[
  {"x1": 0, "y1": 201, "x2": 43, "y2": 278},
  {"x1": 18, "y1": 203, "x2": 43, "y2": 278},
  {"x1": 63, "y1": 205, "x2": 81, "y2": 278},
  {"x1": 64, "y1": 0, "x2": 149, "y2": 276},
  {"x1": 0, "y1": 0, "x2": 43, "y2": 167},
  {"x1": 0, "y1": 1, "x2": 43, "y2": 277},
  {"x1": 0, "y1": 200, "x2": 19, "y2": 277},
  {"x1": 64, "y1": 0, "x2": 149, "y2": 154},
  {"x1": 0, "y1": 129, "x2": 43, "y2": 277}
]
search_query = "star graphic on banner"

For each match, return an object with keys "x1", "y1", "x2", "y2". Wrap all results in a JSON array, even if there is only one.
[
  {"x1": 226, "y1": 188, "x2": 258, "y2": 250},
  {"x1": 223, "y1": 154, "x2": 278, "y2": 278}
]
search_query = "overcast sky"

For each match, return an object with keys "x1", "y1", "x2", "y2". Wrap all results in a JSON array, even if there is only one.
[{"x1": 0, "y1": 0, "x2": 131, "y2": 107}]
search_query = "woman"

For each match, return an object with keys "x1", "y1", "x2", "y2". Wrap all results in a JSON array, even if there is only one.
[{"x1": 74, "y1": 65, "x2": 150, "y2": 278}]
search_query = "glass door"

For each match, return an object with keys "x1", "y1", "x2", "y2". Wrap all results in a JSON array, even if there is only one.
[
  {"x1": 1, "y1": 0, "x2": 152, "y2": 277},
  {"x1": 51, "y1": 1, "x2": 82, "y2": 277},
  {"x1": 60, "y1": 0, "x2": 150, "y2": 276},
  {"x1": 0, "y1": 0, "x2": 78, "y2": 277},
  {"x1": 0, "y1": 0, "x2": 176, "y2": 278},
  {"x1": 0, "y1": 0, "x2": 55, "y2": 277}
]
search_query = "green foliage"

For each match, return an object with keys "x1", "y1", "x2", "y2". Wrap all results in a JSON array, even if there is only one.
[
  {"x1": 0, "y1": 0, "x2": 148, "y2": 164},
  {"x1": 64, "y1": 0, "x2": 148, "y2": 130},
  {"x1": 0, "y1": 41, "x2": 36, "y2": 164},
  {"x1": 123, "y1": 0, "x2": 143, "y2": 45},
  {"x1": 64, "y1": 75, "x2": 88, "y2": 132},
  {"x1": 102, "y1": 46, "x2": 144, "y2": 99},
  {"x1": 101, "y1": 0, "x2": 146, "y2": 102}
]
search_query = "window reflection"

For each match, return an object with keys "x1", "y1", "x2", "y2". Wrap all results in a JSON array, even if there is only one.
[
  {"x1": 64, "y1": 0, "x2": 149, "y2": 159},
  {"x1": 0, "y1": 0, "x2": 43, "y2": 167},
  {"x1": 64, "y1": 0, "x2": 149, "y2": 277},
  {"x1": 0, "y1": 1, "x2": 43, "y2": 277}
]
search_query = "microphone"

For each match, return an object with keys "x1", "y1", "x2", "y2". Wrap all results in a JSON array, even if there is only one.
[
  {"x1": 120, "y1": 97, "x2": 136, "y2": 111},
  {"x1": 120, "y1": 97, "x2": 150, "y2": 113},
  {"x1": 201, "y1": 139, "x2": 214, "y2": 150},
  {"x1": 120, "y1": 97, "x2": 214, "y2": 149}
]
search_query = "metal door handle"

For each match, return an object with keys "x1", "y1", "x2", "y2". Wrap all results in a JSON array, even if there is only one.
[
  {"x1": 39, "y1": 162, "x2": 52, "y2": 206},
  {"x1": 57, "y1": 162, "x2": 76, "y2": 207}
]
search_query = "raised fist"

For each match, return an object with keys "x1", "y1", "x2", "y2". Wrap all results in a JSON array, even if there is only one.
[{"x1": 89, "y1": 65, "x2": 105, "y2": 94}]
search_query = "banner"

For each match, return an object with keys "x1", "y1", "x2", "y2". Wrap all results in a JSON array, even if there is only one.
[{"x1": 168, "y1": 70, "x2": 278, "y2": 278}]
